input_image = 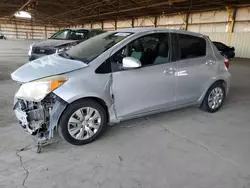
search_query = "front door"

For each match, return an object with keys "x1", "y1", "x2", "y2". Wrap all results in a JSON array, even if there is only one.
[{"x1": 111, "y1": 32, "x2": 177, "y2": 119}]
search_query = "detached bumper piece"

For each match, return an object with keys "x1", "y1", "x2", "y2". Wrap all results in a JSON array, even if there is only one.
[{"x1": 13, "y1": 93, "x2": 67, "y2": 153}]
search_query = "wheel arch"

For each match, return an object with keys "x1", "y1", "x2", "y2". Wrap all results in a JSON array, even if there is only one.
[
  {"x1": 198, "y1": 78, "x2": 227, "y2": 105},
  {"x1": 64, "y1": 96, "x2": 110, "y2": 122},
  {"x1": 56, "y1": 97, "x2": 111, "y2": 145},
  {"x1": 49, "y1": 95, "x2": 114, "y2": 139},
  {"x1": 76, "y1": 97, "x2": 109, "y2": 120}
]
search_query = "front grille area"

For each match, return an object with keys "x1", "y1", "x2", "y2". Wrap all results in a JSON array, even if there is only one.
[{"x1": 32, "y1": 47, "x2": 56, "y2": 55}]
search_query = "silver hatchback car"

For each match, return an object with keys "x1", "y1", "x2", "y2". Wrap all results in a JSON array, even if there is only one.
[{"x1": 12, "y1": 28, "x2": 231, "y2": 146}]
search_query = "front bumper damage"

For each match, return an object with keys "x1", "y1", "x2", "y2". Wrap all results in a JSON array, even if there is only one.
[{"x1": 13, "y1": 93, "x2": 67, "y2": 151}]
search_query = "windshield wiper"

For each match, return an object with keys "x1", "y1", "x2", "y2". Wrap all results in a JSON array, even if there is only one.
[
  {"x1": 59, "y1": 52, "x2": 74, "y2": 59},
  {"x1": 59, "y1": 52, "x2": 90, "y2": 64}
]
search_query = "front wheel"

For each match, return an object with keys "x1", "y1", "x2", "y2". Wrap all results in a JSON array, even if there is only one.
[
  {"x1": 58, "y1": 99, "x2": 107, "y2": 145},
  {"x1": 200, "y1": 82, "x2": 226, "y2": 113}
]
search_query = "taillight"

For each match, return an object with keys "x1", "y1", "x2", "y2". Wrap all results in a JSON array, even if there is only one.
[{"x1": 224, "y1": 59, "x2": 230, "y2": 68}]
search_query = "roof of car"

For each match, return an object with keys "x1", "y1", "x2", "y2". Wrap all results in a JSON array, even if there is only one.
[
  {"x1": 116, "y1": 27, "x2": 206, "y2": 37},
  {"x1": 66, "y1": 28, "x2": 102, "y2": 31}
]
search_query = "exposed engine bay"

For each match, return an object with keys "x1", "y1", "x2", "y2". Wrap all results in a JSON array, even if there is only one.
[{"x1": 13, "y1": 93, "x2": 67, "y2": 152}]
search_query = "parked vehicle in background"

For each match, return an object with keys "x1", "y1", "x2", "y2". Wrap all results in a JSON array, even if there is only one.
[
  {"x1": 0, "y1": 33, "x2": 6, "y2": 39},
  {"x1": 12, "y1": 28, "x2": 231, "y2": 148},
  {"x1": 28, "y1": 28, "x2": 105, "y2": 61},
  {"x1": 213, "y1": 41, "x2": 235, "y2": 59}
]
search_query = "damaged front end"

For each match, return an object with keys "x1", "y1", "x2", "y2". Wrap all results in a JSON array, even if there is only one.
[
  {"x1": 11, "y1": 54, "x2": 89, "y2": 152},
  {"x1": 14, "y1": 93, "x2": 67, "y2": 145},
  {"x1": 12, "y1": 74, "x2": 69, "y2": 152}
]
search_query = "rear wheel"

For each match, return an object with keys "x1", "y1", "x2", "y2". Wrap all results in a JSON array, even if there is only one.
[
  {"x1": 200, "y1": 82, "x2": 226, "y2": 113},
  {"x1": 58, "y1": 99, "x2": 107, "y2": 145}
]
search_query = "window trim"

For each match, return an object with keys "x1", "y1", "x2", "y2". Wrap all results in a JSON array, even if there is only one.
[
  {"x1": 95, "y1": 58, "x2": 112, "y2": 74},
  {"x1": 170, "y1": 33, "x2": 180, "y2": 62},
  {"x1": 176, "y1": 33, "x2": 208, "y2": 61}
]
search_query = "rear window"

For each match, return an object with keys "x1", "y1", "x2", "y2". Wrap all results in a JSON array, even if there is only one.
[{"x1": 178, "y1": 34, "x2": 206, "y2": 60}]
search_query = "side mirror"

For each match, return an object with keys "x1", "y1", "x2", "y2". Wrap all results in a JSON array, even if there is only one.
[{"x1": 122, "y1": 57, "x2": 142, "y2": 69}]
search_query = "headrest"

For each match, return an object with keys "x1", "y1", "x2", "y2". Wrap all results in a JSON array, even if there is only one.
[
  {"x1": 132, "y1": 40, "x2": 144, "y2": 52},
  {"x1": 158, "y1": 43, "x2": 168, "y2": 57}
]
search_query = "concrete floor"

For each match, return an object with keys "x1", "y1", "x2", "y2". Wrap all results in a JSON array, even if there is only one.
[{"x1": 0, "y1": 40, "x2": 250, "y2": 188}]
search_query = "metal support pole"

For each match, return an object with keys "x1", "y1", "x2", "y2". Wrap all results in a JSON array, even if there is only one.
[
  {"x1": 44, "y1": 25, "x2": 47, "y2": 39},
  {"x1": 15, "y1": 19, "x2": 18, "y2": 39},
  {"x1": 31, "y1": 19, "x2": 34, "y2": 39},
  {"x1": 132, "y1": 18, "x2": 134, "y2": 28},
  {"x1": 154, "y1": 16, "x2": 157, "y2": 28},
  {"x1": 185, "y1": 13, "x2": 189, "y2": 31},
  {"x1": 226, "y1": 6, "x2": 237, "y2": 46},
  {"x1": 115, "y1": 19, "x2": 117, "y2": 30},
  {"x1": 178, "y1": 12, "x2": 188, "y2": 30}
]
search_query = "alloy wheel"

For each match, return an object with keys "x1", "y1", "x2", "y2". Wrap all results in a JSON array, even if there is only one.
[{"x1": 208, "y1": 87, "x2": 224, "y2": 110}]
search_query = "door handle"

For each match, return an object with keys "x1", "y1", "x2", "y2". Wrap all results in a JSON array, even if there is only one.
[{"x1": 164, "y1": 67, "x2": 175, "y2": 75}]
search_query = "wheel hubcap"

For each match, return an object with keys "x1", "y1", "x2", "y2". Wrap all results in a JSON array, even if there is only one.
[
  {"x1": 67, "y1": 107, "x2": 101, "y2": 140},
  {"x1": 208, "y1": 87, "x2": 224, "y2": 110}
]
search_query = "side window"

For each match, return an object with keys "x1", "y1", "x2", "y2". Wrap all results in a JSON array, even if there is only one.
[
  {"x1": 178, "y1": 34, "x2": 206, "y2": 60},
  {"x1": 72, "y1": 30, "x2": 88, "y2": 40},
  {"x1": 214, "y1": 42, "x2": 226, "y2": 51},
  {"x1": 95, "y1": 59, "x2": 111, "y2": 74},
  {"x1": 140, "y1": 35, "x2": 159, "y2": 51},
  {"x1": 110, "y1": 33, "x2": 170, "y2": 71}
]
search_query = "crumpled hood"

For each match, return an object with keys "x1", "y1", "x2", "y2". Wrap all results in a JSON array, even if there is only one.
[
  {"x1": 33, "y1": 39, "x2": 76, "y2": 48},
  {"x1": 11, "y1": 54, "x2": 88, "y2": 83}
]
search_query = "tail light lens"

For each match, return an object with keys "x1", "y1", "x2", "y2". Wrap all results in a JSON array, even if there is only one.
[{"x1": 224, "y1": 59, "x2": 230, "y2": 68}]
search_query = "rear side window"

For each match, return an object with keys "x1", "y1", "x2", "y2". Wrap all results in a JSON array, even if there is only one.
[
  {"x1": 213, "y1": 42, "x2": 226, "y2": 51},
  {"x1": 178, "y1": 34, "x2": 206, "y2": 60}
]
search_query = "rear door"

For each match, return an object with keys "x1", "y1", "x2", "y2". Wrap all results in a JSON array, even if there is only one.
[{"x1": 174, "y1": 33, "x2": 217, "y2": 105}]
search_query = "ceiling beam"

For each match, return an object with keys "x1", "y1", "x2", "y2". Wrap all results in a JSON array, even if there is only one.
[
  {"x1": 73, "y1": 0, "x2": 186, "y2": 21},
  {"x1": 31, "y1": 9, "x2": 74, "y2": 25},
  {"x1": 0, "y1": 3, "x2": 20, "y2": 7},
  {"x1": 9, "y1": 0, "x2": 34, "y2": 19},
  {"x1": 35, "y1": 0, "x2": 72, "y2": 7},
  {"x1": 53, "y1": 0, "x2": 104, "y2": 18}
]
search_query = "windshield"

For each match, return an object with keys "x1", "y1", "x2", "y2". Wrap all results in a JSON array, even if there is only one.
[
  {"x1": 66, "y1": 32, "x2": 133, "y2": 63},
  {"x1": 50, "y1": 29, "x2": 88, "y2": 40}
]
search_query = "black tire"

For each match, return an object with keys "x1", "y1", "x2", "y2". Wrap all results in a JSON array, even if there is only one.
[
  {"x1": 58, "y1": 99, "x2": 107, "y2": 145},
  {"x1": 200, "y1": 82, "x2": 226, "y2": 113}
]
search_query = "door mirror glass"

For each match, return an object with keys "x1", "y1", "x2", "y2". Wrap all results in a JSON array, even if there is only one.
[{"x1": 122, "y1": 57, "x2": 141, "y2": 68}]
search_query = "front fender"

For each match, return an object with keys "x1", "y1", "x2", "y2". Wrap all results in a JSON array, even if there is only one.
[
  {"x1": 53, "y1": 69, "x2": 118, "y2": 123},
  {"x1": 49, "y1": 96, "x2": 68, "y2": 138}
]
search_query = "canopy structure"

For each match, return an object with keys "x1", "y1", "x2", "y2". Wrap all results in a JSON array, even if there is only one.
[{"x1": 0, "y1": 0, "x2": 250, "y2": 25}]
